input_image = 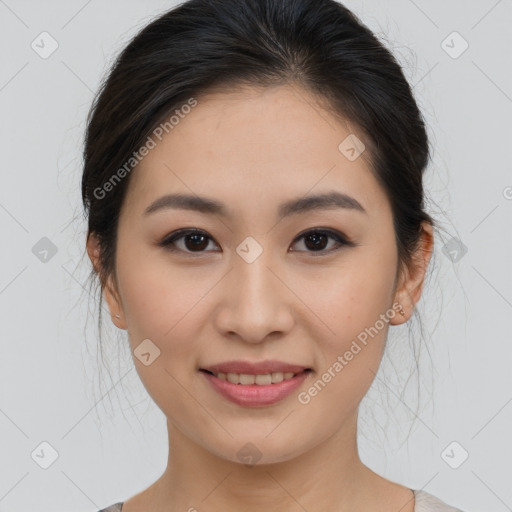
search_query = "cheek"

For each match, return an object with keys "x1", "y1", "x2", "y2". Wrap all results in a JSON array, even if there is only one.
[
  {"x1": 115, "y1": 255, "x2": 209, "y2": 418},
  {"x1": 295, "y1": 244, "x2": 397, "y2": 381},
  {"x1": 296, "y1": 264, "x2": 395, "y2": 423},
  {"x1": 110, "y1": 229, "x2": 218, "y2": 424},
  {"x1": 116, "y1": 237, "x2": 204, "y2": 335},
  {"x1": 305, "y1": 252, "x2": 396, "y2": 335}
]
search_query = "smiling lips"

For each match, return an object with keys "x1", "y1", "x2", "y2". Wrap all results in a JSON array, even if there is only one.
[{"x1": 200, "y1": 360, "x2": 312, "y2": 407}]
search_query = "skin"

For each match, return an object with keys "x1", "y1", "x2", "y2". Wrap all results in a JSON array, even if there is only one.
[{"x1": 87, "y1": 83, "x2": 433, "y2": 512}]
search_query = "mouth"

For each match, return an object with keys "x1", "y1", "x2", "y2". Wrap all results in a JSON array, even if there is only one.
[
  {"x1": 199, "y1": 368, "x2": 313, "y2": 407},
  {"x1": 199, "y1": 368, "x2": 312, "y2": 385}
]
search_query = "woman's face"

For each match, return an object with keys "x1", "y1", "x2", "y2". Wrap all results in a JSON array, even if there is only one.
[{"x1": 90, "y1": 84, "x2": 430, "y2": 465}]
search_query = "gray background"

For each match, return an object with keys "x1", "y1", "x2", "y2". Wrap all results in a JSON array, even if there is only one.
[{"x1": 0, "y1": 1, "x2": 511, "y2": 511}]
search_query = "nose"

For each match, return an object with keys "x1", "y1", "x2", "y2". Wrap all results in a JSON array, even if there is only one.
[{"x1": 213, "y1": 250, "x2": 295, "y2": 344}]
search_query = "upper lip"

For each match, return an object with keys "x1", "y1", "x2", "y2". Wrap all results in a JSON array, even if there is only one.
[{"x1": 201, "y1": 360, "x2": 311, "y2": 375}]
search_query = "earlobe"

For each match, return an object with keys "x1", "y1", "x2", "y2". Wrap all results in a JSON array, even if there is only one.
[
  {"x1": 389, "y1": 292, "x2": 411, "y2": 325},
  {"x1": 389, "y1": 222, "x2": 434, "y2": 326}
]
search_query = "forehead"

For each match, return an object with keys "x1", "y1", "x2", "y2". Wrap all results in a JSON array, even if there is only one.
[{"x1": 123, "y1": 84, "x2": 390, "y2": 220}]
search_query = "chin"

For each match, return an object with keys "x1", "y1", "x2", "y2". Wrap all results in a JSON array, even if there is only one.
[{"x1": 204, "y1": 435, "x2": 306, "y2": 467}]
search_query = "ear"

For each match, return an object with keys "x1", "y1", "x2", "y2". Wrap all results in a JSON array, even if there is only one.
[
  {"x1": 389, "y1": 221, "x2": 434, "y2": 325},
  {"x1": 86, "y1": 232, "x2": 127, "y2": 330}
]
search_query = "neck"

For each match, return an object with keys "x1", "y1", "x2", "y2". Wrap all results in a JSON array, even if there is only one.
[{"x1": 150, "y1": 411, "x2": 385, "y2": 512}]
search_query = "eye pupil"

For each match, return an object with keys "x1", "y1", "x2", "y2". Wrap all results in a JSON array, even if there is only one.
[
  {"x1": 185, "y1": 234, "x2": 209, "y2": 251},
  {"x1": 305, "y1": 232, "x2": 328, "y2": 251}
]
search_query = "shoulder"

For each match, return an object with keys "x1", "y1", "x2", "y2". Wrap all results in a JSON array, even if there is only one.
[
  {"x1": 97, "y1": 503, "x2": 123, "y2": 512},
  {"x1": 413, "y1": 490, "x2": 464, "y2": 512}
]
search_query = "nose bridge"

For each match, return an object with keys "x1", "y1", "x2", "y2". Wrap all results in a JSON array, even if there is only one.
[
  {"x1": 236, "y1": 248, "x2": 275, "y2": 301},
  {"x1": 215, "y1": 241, "x2": 293, "y2": 343},
  {"x1": 233, "y1": 234, "x2": 278, "y2": 300}
]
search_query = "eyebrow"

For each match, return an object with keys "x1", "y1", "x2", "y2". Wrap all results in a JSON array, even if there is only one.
[{"x1": 143, "y1": 191, "x2": 367, "y2": 219}]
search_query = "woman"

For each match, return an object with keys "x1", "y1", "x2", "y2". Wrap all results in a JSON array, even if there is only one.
[{"x1": 82, "y1": 0, "x2": 464, "y2": 510}]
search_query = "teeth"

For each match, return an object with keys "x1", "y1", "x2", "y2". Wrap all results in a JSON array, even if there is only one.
[{"x1": 215, "y1": 371, "x2": 297, "y2": 385}]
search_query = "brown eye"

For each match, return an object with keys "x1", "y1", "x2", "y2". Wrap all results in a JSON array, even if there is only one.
[
  {"x1": 159, "y1": 229, "x2": 219, "y2": 253},
  {"x1": 303, "y1": 232, "x2": 330, "y2": 251},
  {"x1": 290, "y1": 229, "x2": 354, "y2": 255},
  {"x1": 159, "y1": 227, "x2": 354, "y2": 256},
  {"x1": 182, "y1": 232, "x2": 209, "y2": 251}
]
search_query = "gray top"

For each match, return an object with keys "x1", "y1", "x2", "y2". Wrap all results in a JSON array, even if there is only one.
[
  {"x1": 97, "y1": 489, "x2": 464, "y2": 511},
  {"x1": 414, "y1": 490, "x2": 463, "y2": 511}
]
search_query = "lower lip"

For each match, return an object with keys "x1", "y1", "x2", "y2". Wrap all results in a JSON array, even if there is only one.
[{"x1": 200, "y1": 370, "x2": 311, "y2": 407}]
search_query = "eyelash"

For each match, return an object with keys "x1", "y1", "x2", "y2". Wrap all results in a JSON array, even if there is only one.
[{"x1": 158, "y1": 228, "x2": 355, "y2": 256}]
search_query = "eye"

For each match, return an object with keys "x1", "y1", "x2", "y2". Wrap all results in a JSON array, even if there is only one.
[
  {"x1": 290, "y1": 228, "x2": 354, "y2": 255},
  {"x1": 159, "y1": 227, "x2": 354, "y2": 256},
  {"x1": 158, "y1": 228, "x2": 220, "y2": 254}
]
